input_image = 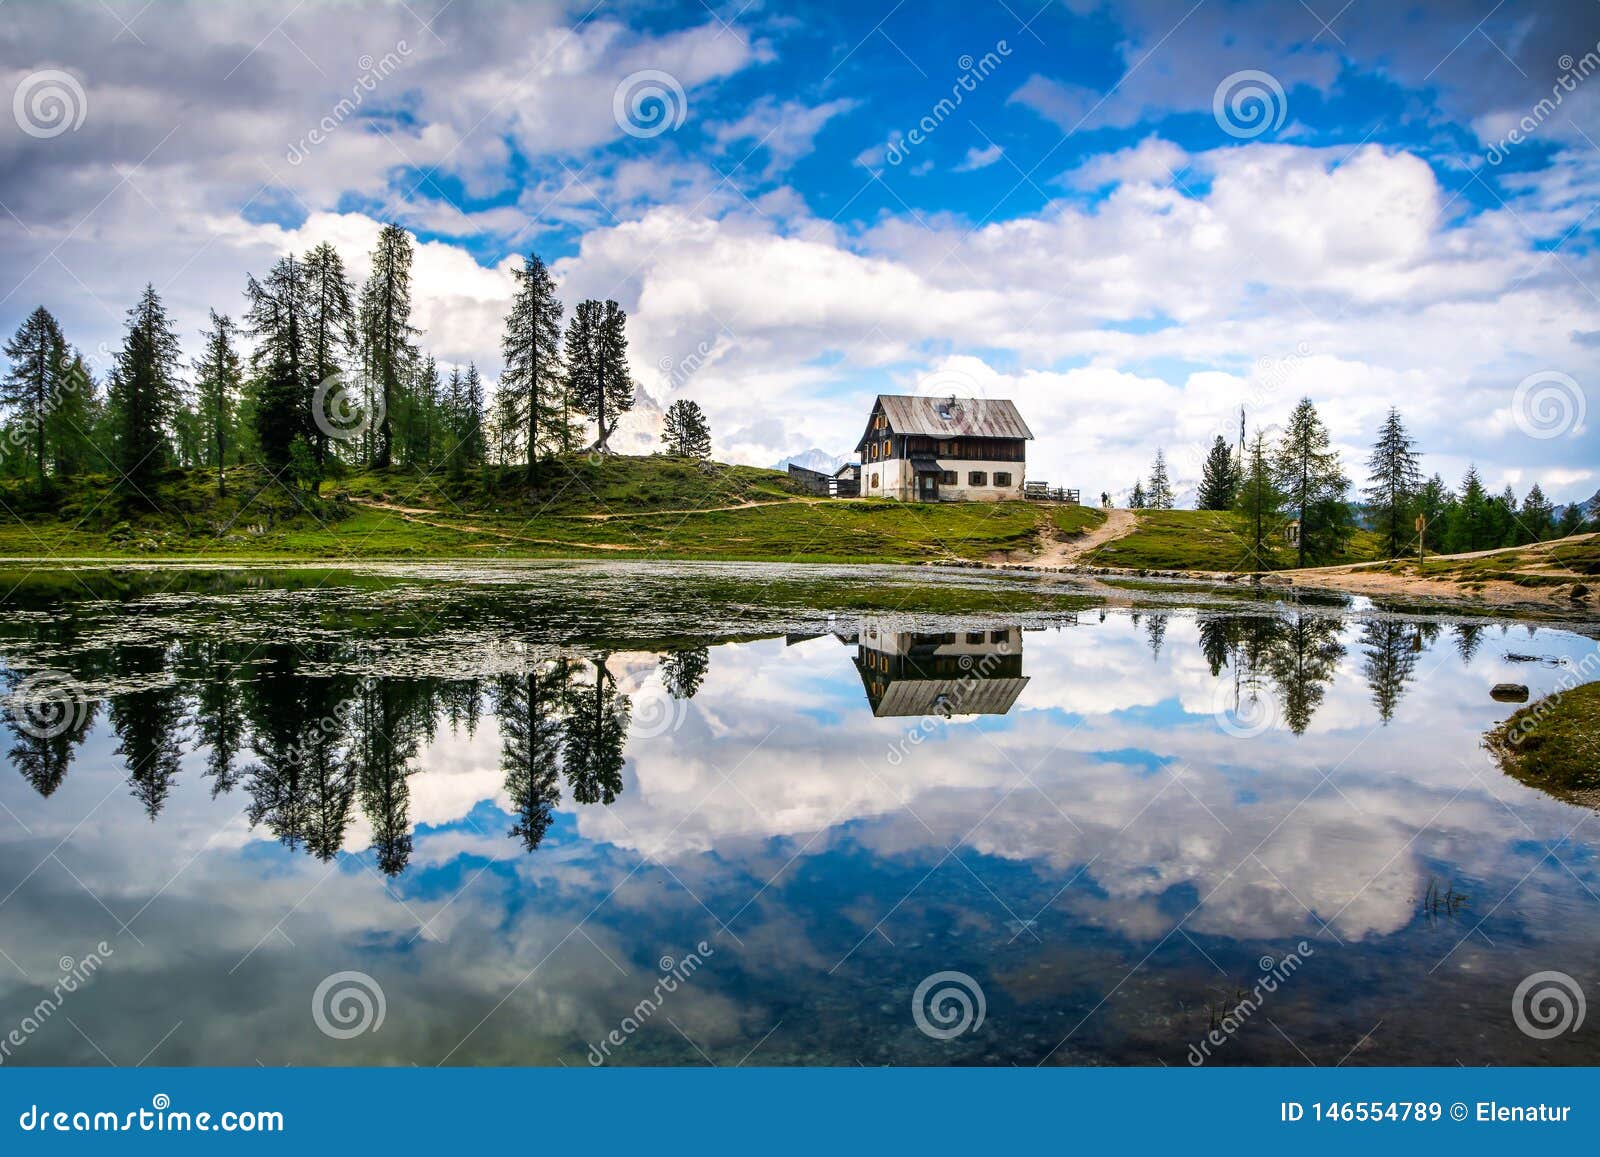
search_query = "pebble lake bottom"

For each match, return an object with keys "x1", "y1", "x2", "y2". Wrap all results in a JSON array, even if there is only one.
[{"x1": 0, "y1": 562, "x2": 1597, "y2": 1067}]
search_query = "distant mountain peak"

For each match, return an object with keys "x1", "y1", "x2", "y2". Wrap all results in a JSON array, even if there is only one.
[{"x1": 772, "y1": 448, "x2": 846, "y2": 474}]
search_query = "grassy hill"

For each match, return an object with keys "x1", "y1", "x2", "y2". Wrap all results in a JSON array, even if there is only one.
[
  {"x1": 0, "y1": 456, "x2": 1049, "y2": 564},
  {"x1": 1085, "y1": 508, "x2": 1383, "y2": 571}
]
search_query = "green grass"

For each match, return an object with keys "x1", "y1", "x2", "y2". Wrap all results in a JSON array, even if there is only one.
[
  {"x1": 1049, "y1": 505, "x2": 1107, "y2": 537},
  {"x1": 1487, "y1": 681, "x2": 1600, "y2": 806},
  {"x1": 0, "y1": 458, "x2": 1047, "y2": 564},
  {"x1": 1086, "y1": 509, "x2": 1383, "y2": 572}
]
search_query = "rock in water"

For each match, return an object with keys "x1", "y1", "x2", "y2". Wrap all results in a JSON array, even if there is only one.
[{"x1": 1491, "y1": 683, "x2": 1530, "y2": 703}]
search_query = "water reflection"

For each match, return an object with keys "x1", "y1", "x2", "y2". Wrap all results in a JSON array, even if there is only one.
[{"x1": 2, "y1": 570, "x2": 1598, "y2": 1066}]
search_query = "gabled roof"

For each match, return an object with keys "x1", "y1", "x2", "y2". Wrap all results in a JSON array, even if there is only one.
[{"x1": 856, "y1": 395, "x2": 1034, "y2": 450}]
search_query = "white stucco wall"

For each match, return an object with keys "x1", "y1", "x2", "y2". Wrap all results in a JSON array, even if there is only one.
[{"x1": 858, "y1": 456, "x2": 1025, "y2": 501}]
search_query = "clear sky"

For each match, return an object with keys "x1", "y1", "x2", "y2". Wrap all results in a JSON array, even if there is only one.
[{"x1": 2, "y1": 0, "x2": 1597, "y2": 501}]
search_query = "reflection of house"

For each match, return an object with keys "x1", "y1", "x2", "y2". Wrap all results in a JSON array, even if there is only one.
[
  {"x1": 1283, "y1": 518, "x2": 1301, "y2": 546},
  {"x1": 855, "y1": 394, "x2": 1033, "y2": 502},
  {"x1": 852, "y1": 624, "x2": 1028, "y2": 717}
]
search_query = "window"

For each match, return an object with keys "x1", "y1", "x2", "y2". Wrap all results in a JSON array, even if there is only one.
[
  {"x1": 882, "y1": 440, "x2": 891, "y2": 459},
  {"x1": 966, "y1": 631, "x2": 986, "y2": 645},
  {"x1": 870, "y1": 472, "x2": 879, "y2": 488},
  {"x1": 993, "y1": 472, "x2": 1012, "y2": 487},
  {"x1": 968, "y1": 471, "x2": 987, "y2": 486},
  {"x1": 939, "y1": 441, "x2": 953, "y2": 455},
  {"x1": 870, "y1": 443, "x2": 878, "y2": 460},
  {"x1": 941, "y1": 471, "x2": 957, "y2": 485}
]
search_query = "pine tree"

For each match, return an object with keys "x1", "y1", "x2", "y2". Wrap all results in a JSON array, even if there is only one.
[
  {"x1": 1234, "y1": 428, "x2": 1287, "y2": 566},
  {"x1": 244, "y1": 254, "x2": 311, "y2": 471},
  {"x1": 2, "y1": 306, "x2": 67, "y2": 482},
  {"x1": 1197, "y1": 435, "x2": 1239, "y2": 510},
  {"x1": 193, "y1": 310, "x2": 242, "y2": 494},
  {"x1": 661, "y1": 399, "x2": 712, "y2": 458},
  {"x1": 567, "y1": 299, "x2": 634, "y2": 452},
  {"x1": 500, "y1": 252, "x2": 566, "y2": 475},
  {"x1": 1445, "y1": 465, "x2": 1491, "y2": 552},
  {"x1": 110, "y1": 284, "x2": 183, "y2": 502},
  {"x1": 1272, "y1": 397, "x2": 1352, "y2": 566},
  {"x1": 302, "y1": 242, "x2": 358, "y2": 467},
  {"x1": 1146, "y1": 448, "x2": 1174, "y2": 509},
  {"x1": 1362, "y1": 406, "x2": 1422, "y2": 558},
  {"x1": 1519, "y1": 483, "x2": 1554, "y2": 543},
  {"x1": 358, "y1": 224, "x2": 419, "y2": 468},
  {"x1": 1129, "y1": 480, "x2": 1146, "y2": 509}
]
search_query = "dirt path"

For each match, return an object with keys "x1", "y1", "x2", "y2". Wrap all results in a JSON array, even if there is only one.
[
  {"x1": 574, "y1": 496, "x2": 830, "y2": 521},
  {"x1": 1004, "y1": 507, "x2": 1137, "y2": 567}
]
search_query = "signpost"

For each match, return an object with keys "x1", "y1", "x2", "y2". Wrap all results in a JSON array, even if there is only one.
[{"x1": 1416, "y1": 514, "x2": 1427, "y2": 567}]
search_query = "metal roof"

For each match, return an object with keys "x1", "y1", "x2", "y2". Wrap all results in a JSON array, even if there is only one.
[
  {"x1": 868, "y1": 677, "x2": 1030, "y2": 717},
  {"x1": 859, "y1": 395, "x2": 1034, "y2": 447}
]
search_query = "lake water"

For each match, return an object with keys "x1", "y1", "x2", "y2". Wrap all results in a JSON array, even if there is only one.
[{"x1": 1, "y1": 562, "x2": 1597, "y2": 1066}]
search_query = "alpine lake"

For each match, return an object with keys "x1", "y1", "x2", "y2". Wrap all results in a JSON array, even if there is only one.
[{"x1": 1, "y1": 560, "x2": 1597, "y2": 1067}]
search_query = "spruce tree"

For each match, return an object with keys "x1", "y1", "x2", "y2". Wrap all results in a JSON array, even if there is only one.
[
  {"x1": 1129, "y1": 481, "x2": 1146, "y2": 509},
  {"x1": 110, "y1": 284, "x2": 183, "y2": 502},
  {"x1": 193, "y1": 310, "x2": 242, "y2": 494},
  {"x1": 1146, "y1": 448, "x2": 1174, "y2": 509},
  {"x1": 2, "y1": 306, "x2": 67, "y2": 482},
  {"x1": 500, "y1": 252, "x2": 565, "y2": 475},
  {"x1": 1519, "y1": 483, "x2": 1554, "y2": 543},
  {"x1": 1556, "y1": 500, "x2": 1585, "y2": 538},
  {"x1": 1362, "y1": 406, "x2": 1422, "y2": 558},
  {"x1": 358, "y1": 224, "x2": 419, "y2": 468},
  {"x1": 1197, "y1": 435, "x2": 1239, "y2": 510},
  {"x1": 661, "y1": 399, "x2": 712, "y2": 458},
  {"x1": 1445, "y1": 465, "x2": 1490, "y2": 552},
  {"x1": 47, "y1": 349, "x2": 98, "y2": 478},
  {"x1": 1234, "y1": 428, "x2": 1287, "y2": 566},
  {"x1": 302, "y1": 242, "x2": 358, "y2": 467},
  {"x1": 1272, "y1": 397, "x2": 1352, "y2": 566},
  {"x1": 244, "y1": 254, "x2": 311, "y2": 472},
  {"x1": 459, "y1": 363, "x2": 486, "y2": 467}
]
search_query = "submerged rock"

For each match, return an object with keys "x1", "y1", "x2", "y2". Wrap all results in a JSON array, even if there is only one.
[{"x1": 1491, "y1": 683, "x2": 1530, "y2": 702}]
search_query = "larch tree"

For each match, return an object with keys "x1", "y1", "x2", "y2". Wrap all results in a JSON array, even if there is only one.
[
  {"x1": 567, "y1": 299, "x2": 634, "y2": 453},
  {"x1": 302, "y1": 241, "x2": 358, "y2": 467},
  {"x1": 499, "y1": 252, "x2": 565, "y2": 475},
  {"x1": 1197, "y1": 435, "x2": 1239, "y2": 510},
  {"x1": 358, "y1": 223, "x2": 419, "y2": 468},
  {"x1": 1146, "y1": 448, "x2": 1174, "y2": 509},
  {"x1": 1272, "y1": 397, "x2": 1352, "y2": 567},
  {"x1": 1362, "y1": 406, "x2": 1422, "y2": 558},
  {"x1": 2, "y1": 305, "x2": 67, "y2": 483},
  {"x1": 193, "y1": 310, "x2": 242, "y2": 495},
  {"x1": 661, "y1": 399, "x2": 712, "y2": 458},
  {"x1": 244, "y1": 254, "x2": 310, "y2": 472},
  {"x1": 1234, "y1": 428, "x2": 1287, "y2": 566},
  {"x1": 110, "y1": 284, "x2": 184, "y2": 503}
]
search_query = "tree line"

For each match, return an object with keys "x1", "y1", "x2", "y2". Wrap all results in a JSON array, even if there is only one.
[
  {"x1": 1129, "y1": 398, "x2": 1597, "y2": 565},
  {"x1": 1, "y1": 227, "x2": 717, "y2": 505}
]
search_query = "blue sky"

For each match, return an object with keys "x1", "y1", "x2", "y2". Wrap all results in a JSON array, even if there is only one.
[{"x1": 2, "y1": 0, "x2": 1597, "y2": 499}]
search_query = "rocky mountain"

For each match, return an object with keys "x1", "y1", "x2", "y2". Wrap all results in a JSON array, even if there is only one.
[{"x1": 771, "y1": 448, "x2": 846, "y2": 474}]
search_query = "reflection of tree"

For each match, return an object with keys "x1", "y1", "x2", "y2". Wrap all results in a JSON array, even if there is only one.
[
  {"x1": 563, "y1": 657, "x2": 628, "y2": 805},
  {"x1": 496, "y1": 661, "x2": 568, "y2": 852},
  {"x1": 355, "y1": 678, "x2": 423, "y2": 877},
  {"x1": 109, "y1": 645, "x2": 185, "y2": 818},
  {"x1": 2, "y1": 668, "x2": 96, "y2": 797},
  {"x1": 1197, "y1": 617, "x2": 1232, "y2": 677},
  {"x1": 1360, "y1": 620, "x2": 1421, "y2": 724},
  {"x1": 189, "y1": 639, "x2": 246, "y2": 796},
  {"x1": 1453, "y1": 623, "x2": 1484, "y2": 664},
  {"x1": 241, "y1": 646, "x2": 356, "y2": 859},
  {"x1": 1265, "y1": 613, "x2": 1346, "y2": 735},
  {"x1": 660, "y1": 648, "x2": 709, "y2": 699},
  {"x1": 1144, "y1": 614, "x2": 1168, "y2": 660}
]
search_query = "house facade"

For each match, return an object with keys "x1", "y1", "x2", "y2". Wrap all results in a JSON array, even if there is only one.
[{"x1": 854, "y1": 395, "x2": 1033, "y2": 502}]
